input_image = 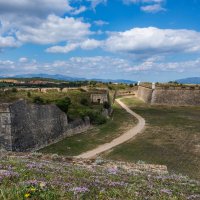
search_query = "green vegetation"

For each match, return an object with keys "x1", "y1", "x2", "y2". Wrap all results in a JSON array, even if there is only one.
[
  {"x1": 0, "y1": 90, "x2": 105, "y2": 122},
  {"x1": 40, "y1": 103, "x2": 137, "y2": 156},
  {"x1": 0, "y1": 154, "x2": 199, "y2": 200},
  {"x1": 104, "y1": 97, "x2": 200, "y2": 180},
  {"x1": 55, "y1": 97, "x2": 71, "y2": 113}
]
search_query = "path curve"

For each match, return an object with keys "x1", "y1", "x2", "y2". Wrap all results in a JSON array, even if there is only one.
[{"x1": 76, "y1": 97, "x2": 146, "y2": 159}]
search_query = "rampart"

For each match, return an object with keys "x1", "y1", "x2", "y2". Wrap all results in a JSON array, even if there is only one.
[
  {"x1": 0, "y1": 100, "x2": 90, "y2": 152},
  {"x1": 137, "y1": 85, "x2": 200, "y2": 106}
]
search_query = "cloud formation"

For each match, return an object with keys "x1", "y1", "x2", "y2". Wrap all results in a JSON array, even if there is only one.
[
  {"x1": 47, "y1": 27, "x2": 200, "y2": 58},
  {"x1": 16, "y1": 15, "x2": 91, "y2": 44},
  {"x1": 1, "y1": 56, "x2": 200, "y2": 80},
  {"x1": 123, "y1": 0, "x2": 166, "y2": 13}
]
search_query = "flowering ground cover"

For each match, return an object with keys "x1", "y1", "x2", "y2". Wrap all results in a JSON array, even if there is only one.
[{"x1": 0, "y1": 153, "x2": 199, "y2": 200}]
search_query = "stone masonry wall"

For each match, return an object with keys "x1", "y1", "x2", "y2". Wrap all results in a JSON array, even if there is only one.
[
  {"x1": 137, "y1": 86, "x2": 153, "y2": 103},
  {"x1": 151, "y1": 89, "x2": 200, "y2": 106},
  {"x1": 137, "y1": 86, "x2": 200, "y2": 106},
  {"x1": 0, "y1": 100, "x2": 90, "y2": 152},
  {"x1": 0, "y1": 104, "x2": 12, "y2": 150}
]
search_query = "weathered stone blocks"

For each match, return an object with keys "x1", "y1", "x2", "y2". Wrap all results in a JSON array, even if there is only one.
[{"x1": 0, "y1": 100, "x2": 90, "y2": 152}]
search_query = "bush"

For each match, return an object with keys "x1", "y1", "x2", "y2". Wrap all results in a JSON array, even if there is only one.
[
  {"x1": 56, "y1": 97, "x2": 71, "y2": 113},
  {"x1": 11, "y1": 88, "x2": 17, "y2": 93},
  {"x1": 129, "y1": 84, "x2": 134, "y2": 87},
  {"x1": 80, "y1": 98, "x2": 89, "y2": 106},
  {"x1": 103, "y1": 101, "x2": 110, "y2": 109},
  {"x1": 33, "y1": 96, "x2": 44, "y2": 104},
  {"x1": 27, "y1": 91, "x2": 31, "y2": 97},
  {"x1": 81, "y1": 110, "x2": 107, "y2": 125}
]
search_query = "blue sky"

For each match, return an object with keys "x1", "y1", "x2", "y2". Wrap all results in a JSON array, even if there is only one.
[{"x1": 0, "y1": 0, "x2": 200, "y2": 82}]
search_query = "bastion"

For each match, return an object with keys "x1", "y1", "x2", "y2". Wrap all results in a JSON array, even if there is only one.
[
  {"x1": 137, "y1": 85, "x2": 200, "y2": 106},
  {"x1": 0, "y1": 100, "x2": 90, "y2": 152}
]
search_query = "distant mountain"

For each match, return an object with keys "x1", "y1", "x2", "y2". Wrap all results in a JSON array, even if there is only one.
[
  {"x1": 176, "y1": 77, "x2": 200, "y2": 84},
  {"x1": 0, "y1": 74, "x2": 136, "y2": 84}
]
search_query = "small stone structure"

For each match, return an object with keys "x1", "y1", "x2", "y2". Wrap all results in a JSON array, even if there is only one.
[
  {"x1": 0, "y1": 100, "x2": 90, "y2": 152},
  {"x1": 90, "y1": 90, "x2": 109, "y2": 104}
]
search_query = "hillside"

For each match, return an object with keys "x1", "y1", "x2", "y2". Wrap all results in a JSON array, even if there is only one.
[
  {"x1": 0, "y1": 153, "x2": 199, "y2": 200},
  {"x1": 176, "y1": 77, "x2": 200, "y2": 84}
]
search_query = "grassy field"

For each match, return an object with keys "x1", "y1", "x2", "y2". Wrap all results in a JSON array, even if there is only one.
[
  {"x1": 40, "y1": 103, "x2": 137, "y2": 156},
  {"x1": 104, "y1": 97, "x2": 200, "y2": 180}
]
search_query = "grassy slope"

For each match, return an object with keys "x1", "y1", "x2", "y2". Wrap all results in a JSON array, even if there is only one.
[
  {"x1": 40, "y1": 103, "x2": 137, "y2": 156},
  {"x1": 104, "y1": 97, "x2": 200, "y2": 180},
  {"x1": 0, "y1": 90, "x2": 95, "y2": 119},
  {"x1": 0, "y1": 154, "x2": 199, "y2": 200}
]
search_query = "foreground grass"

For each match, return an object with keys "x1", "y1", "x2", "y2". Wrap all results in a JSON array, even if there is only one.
[
  {"x1": 0, "y1": 154, "x2": 199, "y2": 200},
  {"x1": 40, "y1": 103, "x2": 137, "y2": 156},
  {"x1": 104, "y1": 97, "x2": 200, "y2": 180}
]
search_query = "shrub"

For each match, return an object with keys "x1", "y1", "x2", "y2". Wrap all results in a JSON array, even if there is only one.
[
  {"x1": 33, "y1": 96, "x2": 44, "y2": 104},
  {"x1": 27, "y1": 91, "x2": 31, "y2": 97},
  {"x1": 129, "y1": 84, "x2": 134, "y2": 87},
  {"x1": 82, "y1": 110, "x2": 107, "y2": 125},
  {"x1": 11, "y1": 88, "x2": 17, "y2": 93},
  {"x1": 103, "y1": 101, "x2": 110, "y2": 109},
  {"x1": 80, "y1": 98, "x2": 89, "y2": 106},
  {"x1": 56, "y1": 97, "x2": 71, "y2": 113}
]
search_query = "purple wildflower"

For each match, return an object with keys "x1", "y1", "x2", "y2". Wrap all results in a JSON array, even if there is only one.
[
  {"x1": 70, "y1": 186, "x2": 90, "y2": 194},
  {"x1": 107, "y1": 167, "x2": 118, "y2": 175},
  {"x1": 160, "y1": 189, "x2": 172, "y2": 195},
  {"x1": 108, "y1": 181, "x2": 128, "y2": 187}
]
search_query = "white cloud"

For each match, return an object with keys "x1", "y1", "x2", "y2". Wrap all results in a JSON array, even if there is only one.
[
  {"x1": 0, "y1": 0, "x2": 72, "y2": 17},
  {"x1": 46, "y1": 39, "x2": 101, "y2": 53},
  {"x1": 19, "y1": 57, "x2": 28, "y2": 63},
  {"x1": 81, "y1": 39, "x2": 102, "y2": 49},
  {"x1": 87, "y1": 0, "x2": 107, "y2": 9},
  {"x1": 104, "y1": 27, "x2": 200, "y2": 56},
  {"x1": 0, "y1": 56, "x2": 131, "y2": 78},
  {"x1": 46, "y1": 43, "x2": 79, "y2": 53},
  {"x1": 0, "y1": 36, "x2": 19, "y2": 48},
  {"x1": 94, "y1": 20, "x2": 109, "y2": 26},
  {"x1": 0, "y1": 0, "x2": 92, "y2": 48},
  {"x1": 125, "y1": 57, "x2": 200, "y2": 73},
  {"x1": 141, "y1": 4, "x2": 166, "y2": 13},
  {"x1": 71, "y1": 6, "x2": 87, "y2": 15},
  {"x1": 1, "y1": 56, "x2": 200, "y2": 78},
  {"x1": 16, "y1": 15, "x2": 91, "y2": 44},
  {"x1": 123, "y1": 0, "x2": 166, "y2": 13}
]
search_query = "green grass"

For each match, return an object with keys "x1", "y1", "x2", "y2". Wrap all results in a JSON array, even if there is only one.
[
  {"x1": 104, "y1": 97, "x2": 200, "y2": 180},
  {"x1": 0, "y1": 154, "x2": 199, "y2": 200},
  {"x1": 40, "y1": 103, "x2": 137, "y2": 156}
]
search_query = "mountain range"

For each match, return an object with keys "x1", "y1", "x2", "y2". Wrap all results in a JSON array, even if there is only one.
[
  {"x1": 176, "y1": 77, "x2": 200, "y2": 84},
  {"x1": 0, "y1": 74, "x2": 136, "y2": 84}
]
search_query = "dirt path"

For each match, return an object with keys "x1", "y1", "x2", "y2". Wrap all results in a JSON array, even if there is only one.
[{"x1": 76, "y1": 97, "x2": 146, "y2": 159}]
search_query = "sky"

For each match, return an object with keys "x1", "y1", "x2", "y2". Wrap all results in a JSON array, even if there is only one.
[{"x1": 0, "y1": 0, "x2": 200, "y2": 82}]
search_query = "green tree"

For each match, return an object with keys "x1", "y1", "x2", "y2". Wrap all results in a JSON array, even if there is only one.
[{"x1": 56, "y1": 97, "x2": 71, "y2": 113}]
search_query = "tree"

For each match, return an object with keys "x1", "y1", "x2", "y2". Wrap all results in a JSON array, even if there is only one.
[{"x1": 56, "y1": 97, "x2": 71, "y2": 113}]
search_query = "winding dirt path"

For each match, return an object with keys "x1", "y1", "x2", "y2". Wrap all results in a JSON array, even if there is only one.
[{"x1": 76, "y1": 97, "x2": 146, "y2": 159}]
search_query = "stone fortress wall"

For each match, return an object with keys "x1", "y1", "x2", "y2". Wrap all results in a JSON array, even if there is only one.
[
  {"x1": 137, "y1": 85, "x2": 200, "y2": 106},
  {"x1": 0, "y1": 100, "x2": 90, "y2": 152},
  {"x1": 0, "y1": 87, "x2": 88, "y2": 93}
]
